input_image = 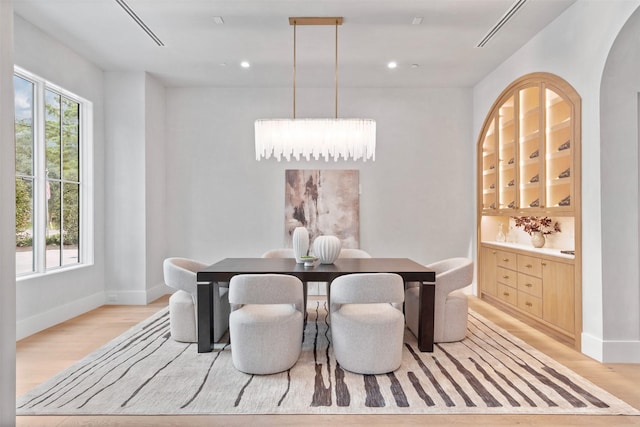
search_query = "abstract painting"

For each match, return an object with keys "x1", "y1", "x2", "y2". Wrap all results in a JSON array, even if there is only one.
[{"x1": 285, "y1": 170, "x2": 359, "y2": 248}]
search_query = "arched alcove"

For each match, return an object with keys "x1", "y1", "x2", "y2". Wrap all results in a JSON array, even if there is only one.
[{"x1": 599, "y1": 6, "x2": 640, "y2": 361}]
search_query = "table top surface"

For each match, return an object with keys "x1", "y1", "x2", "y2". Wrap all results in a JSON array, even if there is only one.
[{"x1": 197, "y1": 257, "x2": 435, "y2": 282}]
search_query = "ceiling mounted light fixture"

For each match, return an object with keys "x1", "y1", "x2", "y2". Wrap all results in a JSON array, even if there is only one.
[{"x1": 255, "y1": 17, "x2": 376, "y2": 162}]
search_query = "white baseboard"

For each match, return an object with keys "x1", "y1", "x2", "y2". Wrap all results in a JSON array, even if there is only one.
[
  {"x1": 17, "y1": 291, "x2": 105, "y2": 340},
  {"x1": 105, "y1": 283, "x2": 171, "y2": 305},
  {"x1": 581, "y1": 332, "x2": 604, "y2": 362},
  {"x1": 581, "y1": 332, "x2": 640, "y2": 363},
  {"x1": 17, "y1": 285, "x2": 172, "y2": 341},
  {"x1": 602, "y1": 339, "x2": 640, "y2": 363}
]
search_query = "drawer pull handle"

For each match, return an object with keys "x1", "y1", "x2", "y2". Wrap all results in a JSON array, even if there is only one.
[
  {"x1": 492, "y1": 251, "x2": 496, "y2": 254},
  {"x1": 525, "y1": 283, "x2": 533, "y2": 287},
  {"x1": 503, "y1": 275, "x2": 510, "y2": 279},
  {"x1": 525, "y1": 302, "x2": 533, "y2": 307},
  {"x1": 541, "y1": 262, "x2": 547, "y2": 266},
  {"x1": 503, "y1": 292, "x2": 510, "y2": 297},
  {"x1": 526, "y1": 264, "x2": 533, "y2": 268},
  {"x1": 503, "y1": 258, "x2": 510, "y2": 262}
]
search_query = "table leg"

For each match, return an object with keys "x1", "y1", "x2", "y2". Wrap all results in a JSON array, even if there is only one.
[
  {"x1": 418, "y1": 281, "x2": 435, "y2": 352},
  {"x1": 197, "y1": 281, "x2": 214, "y2": 353}
]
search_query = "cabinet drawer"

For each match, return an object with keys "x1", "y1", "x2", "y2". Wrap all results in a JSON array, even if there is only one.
[
  {"x1": 517, "y1": 273, "x2": 543, "y2": 298},
  {"x1": 497, "y1": 251, "x2": 516, "y2": 269},
  {"x1": 518, "y1": 292, "x2": 542, "y2": 318},
  {"x1": 517, "y1": 254, "x2": 542, "y2": 278},
  {"x1": 497, "y1": 266, "x2": 517, "y2": 287},
  {"x1": 497, "y1": 283, "x2": 517, "y2": 306}
]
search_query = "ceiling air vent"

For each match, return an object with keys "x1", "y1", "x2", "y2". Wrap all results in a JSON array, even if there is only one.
[
  {"x1": 114, "y1": 0, "x2": 164, "y2": 46},
  {"x1": 477, "y1": 0, "x2": 528, "y2": 48}
]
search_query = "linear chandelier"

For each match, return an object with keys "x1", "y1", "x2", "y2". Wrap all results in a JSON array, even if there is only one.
[{"x1": 255, "y1": 17, "x2": 376, "y2": 162}]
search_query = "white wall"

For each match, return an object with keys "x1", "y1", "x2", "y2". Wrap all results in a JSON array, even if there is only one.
[
  {"x1": 165, "y1": 87, "x2": 474, "y2": 266},
  {"x1": 145, "y1": 75, "x2": 169, "y2": 300},
  {"x1": 600, "y1": 7, "x2": 640, "y2": 362},
  {"x1": 104, "y1": 72, "x2": 146, "y2": 301},
  {"x1": 473, "y1": 0, "x2": 640, "y2": 362},
  {"x1": 104, "y1": 72, "x2": 169, "y2": 304},
  {"x1": 13, "y1": 15, "x2": 106, "y2": 339},
  {"x1": 0, "y1": 1, "x2": 16, "y2": 423}
]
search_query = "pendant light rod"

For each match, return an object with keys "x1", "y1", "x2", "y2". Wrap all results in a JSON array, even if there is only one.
[
  {"x1": 289, "y1": 17, "x2": 343, "y2": 119},
  {"x1": 335, "y1": 19, "x2": 338, "y2": 119},
  {"x1": 293, "y1": 20, "x2": 296, "y2": 119}
]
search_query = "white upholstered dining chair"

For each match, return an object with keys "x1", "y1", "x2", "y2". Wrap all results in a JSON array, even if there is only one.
[
  {"x1": 261, "y1": 248, "x2": 309, "y2": 313},
  {"x1": 329, "y1": 273, "x2": 405, "y2": 374},
  {"x1": 228, "y1": 274, "x2": 305, "y2": 375},
  {"x1": 405, "y1": 257, "x2": 473, "y2": 343},
  {"x1": 338, "y1": 248, "x2": 372, "y2": 258},
  {"x1": 163, "y1": 257, "x2": 230, "y2": 343}
]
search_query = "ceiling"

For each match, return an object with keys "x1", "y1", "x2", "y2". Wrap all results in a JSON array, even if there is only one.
[{"x1": 13, "y1": 0, "x2": 576, "y2": 88}]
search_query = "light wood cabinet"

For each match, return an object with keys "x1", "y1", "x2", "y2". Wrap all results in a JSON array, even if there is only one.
[
  {"x1": 542, "y1": 260, "x2": 575, "y2": 333},
  {"x1": 480, "y1": 246, "x2": 497, "y2": 297},
  {"x1": 480, "y1": 243, "x2": 576, "y2": 343},
  {"x1": 477, "y1": 73, "x2": 581, "y2": 350}
]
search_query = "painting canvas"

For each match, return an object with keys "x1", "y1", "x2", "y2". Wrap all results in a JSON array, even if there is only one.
[{"x1": 285, "y1": 170, "x2": 359, "y2": 249}]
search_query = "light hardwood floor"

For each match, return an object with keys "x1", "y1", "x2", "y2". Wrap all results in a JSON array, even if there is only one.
[{"x1": 16, "y1": 295, "x2": 640, "y2": 426}]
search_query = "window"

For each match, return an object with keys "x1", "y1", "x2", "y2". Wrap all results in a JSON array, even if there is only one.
[{"x1": 14, "y1": 67, "x2": 93, "y2": 276}]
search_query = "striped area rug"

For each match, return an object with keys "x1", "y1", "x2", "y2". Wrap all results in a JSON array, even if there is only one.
[{"x1": 16, "y1": 302, "x2": 639, "y2": 415}]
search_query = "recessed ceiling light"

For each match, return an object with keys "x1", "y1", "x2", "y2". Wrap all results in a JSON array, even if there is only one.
[
  {"x1": 387, "y1": 61, "x2": 398, "y2": 69},
  {"x1": 412, "y1": 17, "x2": 423, "y2": 25},
  {"x1": 241, "y1": 61, "x2": 250, "y2": 68},
  {"x1": 410, "y1": 64, "x2": 419, "y2": 69},
  {"x1": 213, "y1": 16, "x2": 224, "y2": 25}
]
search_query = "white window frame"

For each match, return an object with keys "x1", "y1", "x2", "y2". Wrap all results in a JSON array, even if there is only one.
[{"x1": 15, "y1": 66, "x2": 94, "y2": 278}]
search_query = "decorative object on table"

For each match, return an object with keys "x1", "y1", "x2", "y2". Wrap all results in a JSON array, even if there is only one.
[
  {"x1": 530, "y1": 173, "x2": 539, "y2": 183},
  {"x1": 508, "y1": 201, "x2": 515, "y2": 208},
  {"x1": 506, "y1": 225, "x2": 517, "y2": 243},
  {"x1": 495, "y1": 223, "x2": 506, "y2": 242},
  {"x1": 292, "y1": 226, "x2": 309, "y2": 263},
  {"x1": 529, "y1": 198, "x2": 539, "y2": 207},
  {"x1": 489, "y1": 183, "x2": 495, "y2": 189},
  {"x1": 313, "y1": 235, "x2": 342, "y2": 264},
  {"x1": 558, "y1": 195, "x2": 571, "y2": 206},
  {"x1": 558, "y1": 167, "x2": 571, "y2": 178},
  {"x1": 300, "y1": 255, "x2": 318, "y2": 267},
  {"x1": 508, "y1": 157, "x2": 514, "y2": 165},
  {"x1": 285, "y1": 169, "x2": 359, "y2": 248},
  {"x1": 512, "y1": 216, "x2": 561, "y2": 248},
  {"x1": 558, "y1": 140, "x2": 571, "y2": 151},
  {"x1": 507, "y1": 179, "x2": 515, "y2": 187},
  {"x1": 529, "y1": 149, "x2": 539, "y2": 158}
]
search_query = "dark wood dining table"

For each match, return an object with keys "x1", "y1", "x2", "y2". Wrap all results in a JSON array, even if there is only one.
[{"x1": 196, "y1": 257, "x2": 436, "y2": 353}]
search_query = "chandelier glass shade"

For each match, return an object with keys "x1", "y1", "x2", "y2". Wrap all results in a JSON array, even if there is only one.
[
  {"x1": 255, "y1": 118, "x2": 376, "y2": 161},
  {"x1": 254, "y1": 17, "x2": 376, "y2": 162}
]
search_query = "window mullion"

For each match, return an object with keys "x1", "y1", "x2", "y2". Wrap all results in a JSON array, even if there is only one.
[
  {"x1": 58, "y1": 94, "x2": 64, "y2": 267},
  {"x1": 32, "y1": 80, "x2": 47, "y2": 274}
]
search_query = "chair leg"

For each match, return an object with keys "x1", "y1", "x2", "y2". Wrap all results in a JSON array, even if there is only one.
[{"x1": 303, "y1": 282, "x2": 308, "y2": 320}]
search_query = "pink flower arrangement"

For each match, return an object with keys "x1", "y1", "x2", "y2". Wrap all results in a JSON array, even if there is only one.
[{"x1": 512, "y1": 216, "x2": 561, "y2": 235}]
